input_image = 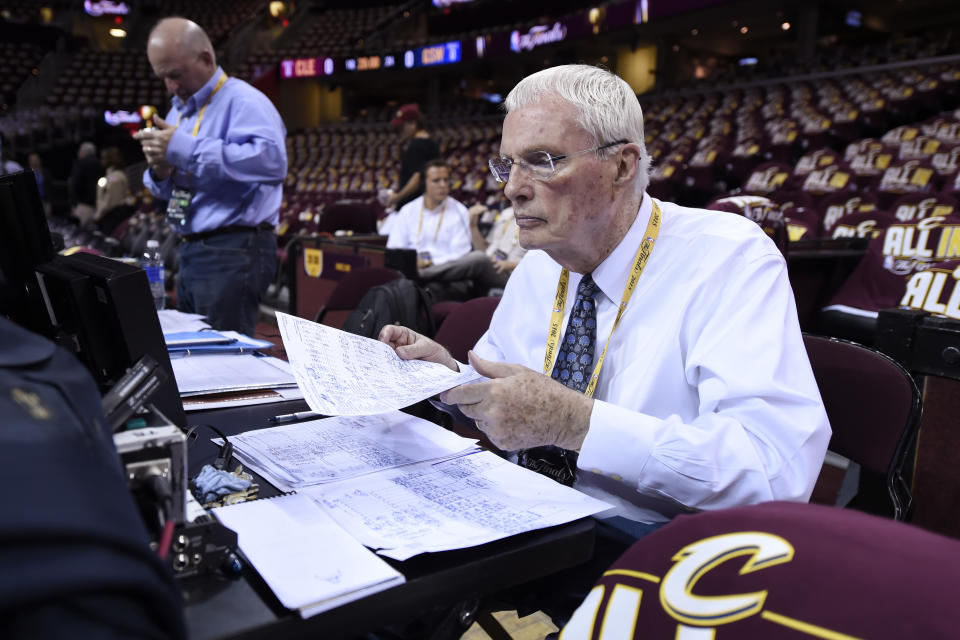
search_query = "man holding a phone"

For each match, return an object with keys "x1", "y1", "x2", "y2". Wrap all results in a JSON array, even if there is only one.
[{"x1": 134, "y1": 17, "x2": 286, "y2": 336}]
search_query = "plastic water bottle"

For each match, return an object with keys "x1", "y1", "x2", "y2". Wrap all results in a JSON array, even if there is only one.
[{"x1": 141, "y1": 239, "x2": 165, "y2": 310}]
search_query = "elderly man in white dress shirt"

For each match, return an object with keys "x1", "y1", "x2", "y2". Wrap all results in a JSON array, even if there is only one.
[{"x1": 380, "y1": 64, "x2": 830, "y2": 537}]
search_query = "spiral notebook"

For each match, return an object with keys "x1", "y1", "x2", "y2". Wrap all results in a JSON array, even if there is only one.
[{"x1": 212, "y1": 492, "x2": 405, "y2": 618}]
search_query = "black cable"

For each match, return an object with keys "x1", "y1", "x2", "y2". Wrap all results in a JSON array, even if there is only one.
[
  {"x1": 146, "y1": 474, "x2": 173, "y2": 517},
  {"x1": 184, "y1": 423, "x2": 234, "y2": 471}
]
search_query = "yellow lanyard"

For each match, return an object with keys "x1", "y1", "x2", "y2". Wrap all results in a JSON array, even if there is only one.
[
  {"x1": 175, "y1": 72, "x2": 228, "y2": 137},
  {"x1": 416, "y1": 198, "x2": 446, "y2": 245},
  {"x1": 543, "y1": 200, "x2": 662, "y2": 398}
]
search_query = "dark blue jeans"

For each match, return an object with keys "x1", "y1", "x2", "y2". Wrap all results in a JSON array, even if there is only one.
[{"x1": 177, "y1": 229, "x2": 277, "y2": 337}]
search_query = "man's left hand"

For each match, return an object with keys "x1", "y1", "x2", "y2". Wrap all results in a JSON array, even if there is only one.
[
  {"x1": 133, "y1": 114, "x2": 177, "y2": 173},
  {"x1": 441, "y1": 351, "x2": 593, "y2": 451}
]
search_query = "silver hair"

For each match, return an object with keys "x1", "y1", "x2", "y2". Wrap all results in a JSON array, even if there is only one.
[
  {"x1": 78, "y1": 141, "x2": 97, "y2": 158},
  {"x1": 504, "y1": 64, "x2": 650, "y2": 191}
]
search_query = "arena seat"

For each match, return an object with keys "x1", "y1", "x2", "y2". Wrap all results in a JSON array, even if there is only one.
[
  {"x1": 819, "y1": 191, "x2": 881, "y2": 237},
  {"x1": 433, "y1": 296, "x2": 501, "y2": 364},
  {"x1": 707, "y1": 194, "x2": 788, "y2": 256},
  {"x1": 313, "y1": 266, "x2": 402, "y2": 329},
  {"x1": 819, "y1": 203, "x2": 960, "y2": 343},
  {"x1": 562, "y1": 501, "x2": 960, "y2": 639},
  {"x1": 871, "y1": 157, "x2": 939, "y2": 210},
  {"x1": 804, "y1": 334, "x2": 922, "y2": 520},
  {"x1": 316, "y1": 201, "x2": 379, "y2": 235}
]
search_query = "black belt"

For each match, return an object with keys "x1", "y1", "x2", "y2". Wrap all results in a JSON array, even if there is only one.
[{"x1": 181, "y1": 222, "x2": 274, "y2": 242}]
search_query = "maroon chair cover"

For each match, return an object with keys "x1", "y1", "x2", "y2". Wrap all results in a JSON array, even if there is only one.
[
  {"x1": 706, "y1": 195, "x2": 788, "y2": 256},
  {"x1": 899, "y1": 258, "x2": 960, "y2": 320},
  {"x1": 781, "y1": 205, "x2": 822, "y2": 241},
  {"x1": 826, "y1": 209, "x2": 960, "y2": 310},
  {"x1": 430, "y1": 300, "x2": 462, "y2": 331},
  {"x1": 888, "y1": 192, "x2": 959, "y2": 224},
  {"x1": 819, "y1": 191, "x2": 880, "y2": 237},
  {"x1": 433, "y1": 296, "x2": 501, "y2": 363},
  {"x1": 797, "y1": 161, "x2": 856, "y2": 203},
  {"x1": 562, "y1": 502, "x2": 960, "y2": 640},
  {"x1": 314, "y1": 266, "x2": 402, "y2": 328},
  {"x1": 942, "y1": 168, "x2": 960, "y2": 198},
  {"x1": 870, "y1": 158, "x2": 939, "y2": 210},
  {"x1": 741, "y1": 161, "x2": 792, "y2": 195},
  {"x1": 316, "y1": 201, "x2": 379, "y2": 234},
  {"x1": 792, "y1": 147, "x2": 842, "y2": 178},
  {"x1": 931, "y1": 143, "x2": 960, "y2": 177},
  {"x1": 827, "y1": 208, "x2": 894, "y2": 240}
]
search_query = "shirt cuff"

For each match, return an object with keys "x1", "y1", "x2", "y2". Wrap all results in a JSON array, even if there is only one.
[
  {"x1": 142, "y1": 167, "x2": 172, "y2": 199},
  {"x1": 577, "y1": 399, "x2": 657, "y2": 487}
]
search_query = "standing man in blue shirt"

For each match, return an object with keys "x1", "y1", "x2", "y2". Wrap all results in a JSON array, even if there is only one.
[{"x1": 134, "y1": 17, "x2": 287, "y2": 336}]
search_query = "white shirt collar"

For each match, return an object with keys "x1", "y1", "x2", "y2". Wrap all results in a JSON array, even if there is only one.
[
  {"x1": 590, "y1": 193, "x2": 653, "y2": 305},
  {"x1": 420, "y1": 196, "x2": 447, "y2": 213}
]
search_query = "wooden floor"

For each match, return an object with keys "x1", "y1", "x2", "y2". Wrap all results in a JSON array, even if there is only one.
[{"x1": 460, "y1": 611, "x2": 558, "y2": 640}]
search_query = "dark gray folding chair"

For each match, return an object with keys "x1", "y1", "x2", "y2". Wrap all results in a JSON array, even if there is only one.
[{"x1": 804, "y1": 333, "x2": 922, "y2": 520}]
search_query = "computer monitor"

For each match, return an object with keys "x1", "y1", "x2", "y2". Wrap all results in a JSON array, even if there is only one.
[
  {"x1": 0, "y1": 170, "x2": 56, "y2": 332},
  {"x1": 0, "y1": 170, "x2": 185, "y2": 428}
]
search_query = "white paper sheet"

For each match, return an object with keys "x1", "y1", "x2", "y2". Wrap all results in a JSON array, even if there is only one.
[
  {"x1": 303, "y1": 451, "x2": 613, "y2": 560},
  {"x1": 213, "y1": 493, "x2": 404, "y2": 618},
  {"x1": 171, "y1": 353, "x2": 297, "y2": 395},
  {"x1": 225, "y1": 411, "x2": 478, "y2": 488},
  {"x1": 158, "y1": 309, "x2": 211, "y2": 334},
  {"x1": 275, "y1": 312, "x2": 481, "y2": 416},
  {"x1": 181, "y1": 386, "x2": 305, "y2": 412}
]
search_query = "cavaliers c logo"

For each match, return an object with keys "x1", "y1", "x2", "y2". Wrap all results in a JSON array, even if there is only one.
[
  {"x1": 561, "y1": 530, "x2": 862, "y2": 639},
  {"x1": 659, "y1": 532, "x2": 794, "y2": 626}
]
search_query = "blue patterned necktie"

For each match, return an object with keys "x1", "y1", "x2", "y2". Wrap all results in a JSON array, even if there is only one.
[
  {"x1": 518, "y1": 273, "x2": 599, "y2": 485},
  {"x1": 550, "y1": 274, "x2": 599, "y2": 392}
]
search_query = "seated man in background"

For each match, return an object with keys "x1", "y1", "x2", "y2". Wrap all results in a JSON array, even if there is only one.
[
  {"x1": 94, "y1": 146, "x2": 130, "y2": 223},
  {"x1": 402, "y1": 201, "x2": 528, "y2": 298},
  {"x1": 382, "y1": 64, "x2": 830, "y2": 536},
  {"x1": 386, "y1": 159, "x2": 474, "y2": 300},
  {"x1": 463, "y1": 202, "x2": 526, "y2": 293}
]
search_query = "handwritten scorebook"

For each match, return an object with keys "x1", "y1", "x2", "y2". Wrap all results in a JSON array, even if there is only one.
[
  {"x1": 303, "y1": 450, "x2": 613, "y2": 561},
  {"x1": 225, "y1": 411, "x2": 479, "y2": 489},
  {"x1": 223, "y1": 406, "x2": 612, "y2": 562},
  {"x1": 212, "y1": 493, "x2": 405, "y2": 619},
  {"x1": 275, "y1": 312, "x2": 482, "y2": 416}
]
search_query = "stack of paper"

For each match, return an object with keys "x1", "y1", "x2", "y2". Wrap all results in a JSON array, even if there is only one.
[
  {"x1": 304, "y1": 451, "x2": 612, "y2": 560},
  {"x1": 166, "y1": 330, "x2": 274, "y2": 356},
  {"x1": 213, "y1": 314, "x2": 612, "y2": 614},
  {"x1": 225, "y1": 413, "x2": 611, "y2": 561},
  {"x1": 158, "y1": 309, "x2": 211, "y2": 333},
  {"x1": 213, "y1": 493, "x2": 405, "y2": 618},
  {"x1": 159, "y1": 311, "x2": 304, "y2": 411},
  {"x1": 225, "y1": 411, "x2": 479, "y2": 489},
  {"x1": 172, "y1": 353, "x2": 297, "y2": 395}
]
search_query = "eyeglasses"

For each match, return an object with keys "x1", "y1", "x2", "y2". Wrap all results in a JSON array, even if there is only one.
[{"x1": 488, "y1": 140, "x2": 629, "y2": 183}]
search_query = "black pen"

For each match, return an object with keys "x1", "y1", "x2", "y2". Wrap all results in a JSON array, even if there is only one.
[{"x1": 268, "y1": 411, "x2": 322, "y2": 424}]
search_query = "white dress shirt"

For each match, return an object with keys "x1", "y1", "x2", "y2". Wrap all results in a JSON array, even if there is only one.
[
  {"x1": 386, "y1": 195, "x2": 472, "y2": 266},
  {"x1": 484, "y1": 207, "x2": 526, "y2": 262},
  {"x1": 474, "y1": 194, "x2": 831, "y2": 524}
]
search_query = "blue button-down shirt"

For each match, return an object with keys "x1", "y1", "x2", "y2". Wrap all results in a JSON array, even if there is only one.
[{"x1": 142, "y1": 67, "x2": 287, "y2": 234}]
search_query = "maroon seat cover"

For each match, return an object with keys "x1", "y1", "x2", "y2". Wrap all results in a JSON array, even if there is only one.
[{"x1": 563, "y1": 501, "x2": 960, "y2": 639}]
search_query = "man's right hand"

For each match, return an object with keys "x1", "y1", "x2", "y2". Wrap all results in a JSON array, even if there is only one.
[
  {"x1": 468, "y1": 203, "x2": 487, "y2": 225},
  {"x1": 133, "y1": 115, "x2": 175, "y2": 180},
  {"x1": 379, "y1": 325, "x2": 458, "y2": 372}
]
